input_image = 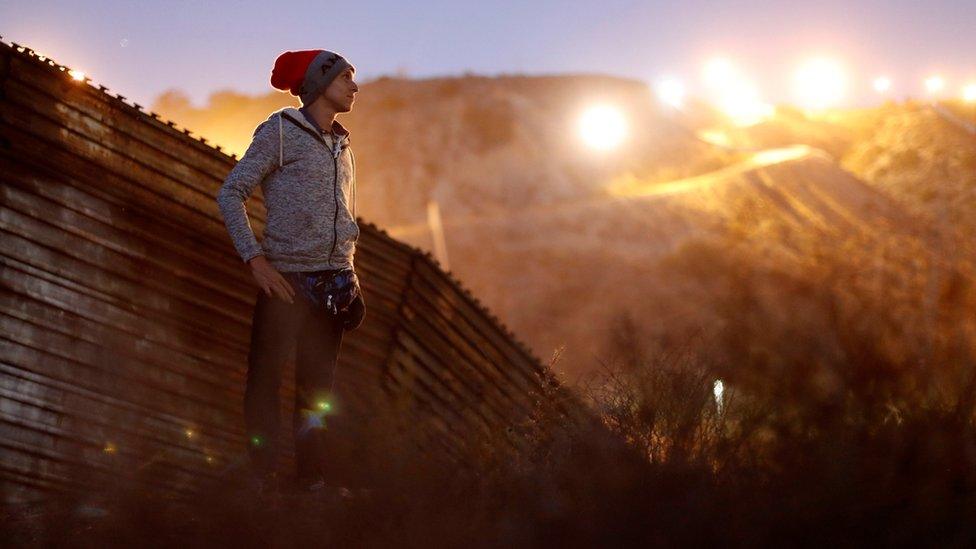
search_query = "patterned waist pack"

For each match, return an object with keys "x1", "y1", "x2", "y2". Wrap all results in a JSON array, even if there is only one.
[{"x1": 285, "y1": 268, "x2": 361, "y2": 315}]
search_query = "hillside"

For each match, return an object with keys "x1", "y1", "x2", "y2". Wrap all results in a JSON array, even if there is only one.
[
  {"x1": 839, "y1": 101, "x2": 976, "y2": 229},
  {"x1": 395, "y1": 146, "x2": 917, "y2": 377}
]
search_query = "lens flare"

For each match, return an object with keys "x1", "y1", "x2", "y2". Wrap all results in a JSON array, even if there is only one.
[
  {"x1": 578, "y1": 105, "x2": 628, "y2": 151},
  {"x1": 68, "y1": 69, "x2": 85, "y2": 81},
  {"x1": 793, "y1": 57, "x2": 847, "y2": 110},
  {"x1": 873, "y1": 77, "x2": 892, "y2": 93}
]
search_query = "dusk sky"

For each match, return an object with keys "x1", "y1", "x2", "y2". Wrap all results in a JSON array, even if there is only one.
[{"x1": 3, "y1": 0, "x2": 974, "y2": 109}]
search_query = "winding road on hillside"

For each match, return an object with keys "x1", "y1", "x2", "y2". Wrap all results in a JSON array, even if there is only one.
[
  {"x1": 928, "y1": 103, "x2": 976, "y2": 136},
  {"x1": 382, "y1": 144, "x2": 843, "y2": 240}
]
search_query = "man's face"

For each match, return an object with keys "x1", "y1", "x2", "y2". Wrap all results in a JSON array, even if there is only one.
[{"x1": 321, "y1": 67, "x2": 358, "y2": 113}]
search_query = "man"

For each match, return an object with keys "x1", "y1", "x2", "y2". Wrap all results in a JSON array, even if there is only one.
[{"x1": 215, "y1": 49, "x2": 365, "y2": 498}]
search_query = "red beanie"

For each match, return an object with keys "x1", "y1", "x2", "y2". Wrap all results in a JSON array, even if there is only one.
[{"x1": 270, "y1": 49, "x2": 324, "y2": 95}]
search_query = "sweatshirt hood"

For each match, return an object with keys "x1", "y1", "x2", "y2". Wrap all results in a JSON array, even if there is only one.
[
  {"x1": 267, "y1": 106, "x2": 352, "y2": 164},
  {"x1": 275, "y1": 106, "x2": 351, "y2": 143}
]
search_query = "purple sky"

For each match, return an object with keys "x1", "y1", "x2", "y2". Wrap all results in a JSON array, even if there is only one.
[{"x1": 3, "y1": 0, "x2": 974, "y2": 108}]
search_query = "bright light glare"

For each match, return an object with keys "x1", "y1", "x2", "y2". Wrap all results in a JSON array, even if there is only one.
[
  {"x1": 702, "y1": 58, "x2": 736, "y2": 86},
  {"x1": 713, "y1": 379, "x2": 724, "y2": 413},
  {"x1": 720, "y1": 80, "x2": 773, "y2": 126},
  {"x1": 925, "y1": 75, "x2": 946, "y2": 95},
  {"x1": 68, "y1": 69, "x2": 86, "y2": 81},
  {"x1": 701, "y1": 57, "x2": 773, "y2": 126},
  {"x1": 873, "y1": 77, "x2": 891, "y2": 93},
  {"x1": 751, "y1": 146, "x2": 810, "y2": 165},
  {"x1": 697, "y1": 129, "x2": 732, "y2": 148},
  {"x1": 793, "y1": 57, "x2": 847, "y2": 110},
  {"x1": 578, "y1": 105, "x2": 628, "y2": 151},
  {"x1": 656, "y1": 77, "x2": 685, "y2": 109},
  {"x1": 962, "y1": 83, "x2": 976, "y2": 103}
]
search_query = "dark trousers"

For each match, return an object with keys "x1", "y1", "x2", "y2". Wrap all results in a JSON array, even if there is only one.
[{"x1": 243, "y1": 283, "x2": 345, "y2": 480}]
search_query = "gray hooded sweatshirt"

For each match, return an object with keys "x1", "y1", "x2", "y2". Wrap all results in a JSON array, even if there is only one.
[{"x1": 216, "y1": 107, "x2": 359, "y2": 272}]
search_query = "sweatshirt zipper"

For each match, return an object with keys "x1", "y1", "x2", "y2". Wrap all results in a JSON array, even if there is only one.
[{"x1": 328, "y1": 152, "x2": 339, "y2": 265}]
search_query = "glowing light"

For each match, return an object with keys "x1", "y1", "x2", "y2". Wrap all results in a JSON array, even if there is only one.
[
  {"x1": 723, "y1": 82, "x2": 771, "y2": 125},
  {"x1": 577, "y1": 105, "x2": 628, "y2": 151},
  {"x1": 68, "y1": 69, "x2": 86, "y2": 81},
  {"x1": 873, "y1": 77, "x2": 891, "y2": 93},
  {"x1": 793, "y1": 57, "x2": 847, "y2": 110},
  {"x1": 702, "y1": 58, "x2": 736, "y2": 87},
  {"x1": 185, "y1": 428, "x2": 195, "y2": 439},
  {"x1": 963, "y1": 83, "x2": 976, "y2": 103},
  {"x1": 251, "y1": 435, "x2": 263, "y2": 446},
  {"x1": 700, "y1": 58, "x2": 773, "y2": 126},
  {"x1": 697, "y1": 129, "x2": 732, "y2": 148},
  {"x1": 925, "y1": 75, "x2": 946, "y2": 95},
  {"x1": 713, "y1": 379, "x2": 724, "y2": 413},
  {"x1": 656, "y1": 77, "x2": 686, "y2": 109},
  {"x1": 723, "y1": 82, "x2": 773, "y2": 126},
  {"x1": 751, "y1": 146, "x2": 810, "y2": 165},
  {"x1": 103, "y1": 442, "x2": 117, "y2": 454},
  {"x1": 205, "y1": 455, "x2": 215, "y2": 464},
  {"x1": 317, "y1": 400, "x2": 331, "y2": 411}
]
